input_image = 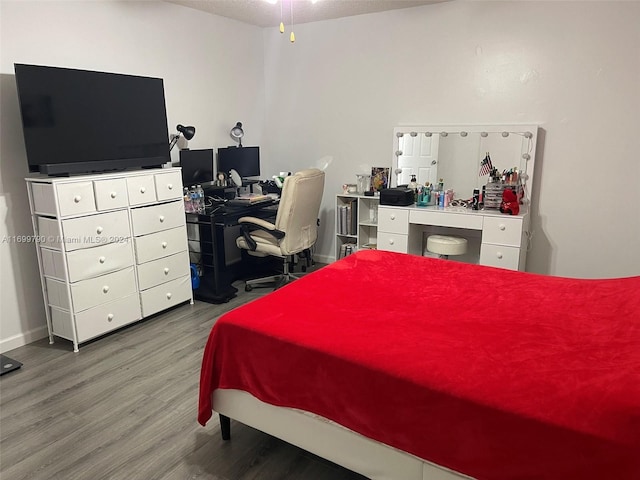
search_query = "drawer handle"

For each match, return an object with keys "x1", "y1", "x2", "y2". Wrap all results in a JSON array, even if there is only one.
[
  {"x1": 161, "y1": 241, "x2": 168, "y2": 249},
  {"x1": 110, "y1": 191, "x2": 117, "y2": 199},
  {"x1": 140, "y1": 187, "x2": 146, "y2": 194},
  {"x1": 499, "y1": 224, "x2": 506, "y2": 231},
  {"x1": 74, "y1": 195, "x2": 82, "y2": 203},
  {"x1": 390, "y1": 214, "x2": 396, "y2": 220},
  {"x1": 389, "y1": 239, "x2": 395, "y2": 245},
  {"x1": 107, "y1": 313, "x2": 114, "y2": 322},
  {"x1": 99, "y1": 256, "x2": 106, "y2": 264},
  {"x1": 96, "y1": 226, "x2": 104, "y2": 234},
  {"x1": 164, "y1": 267, "x2": 170, "y2": 275},
  {"x1": 166, "y1": 292, "x2": 172, "y2": 300},
  {"x1": 159, "y1": 215, "x2": 165, "y2": 223},
  {"x1": 167, "y1": 184, "x2": 173, "y2": 190},
  {"x1": 103, "y1": 285, "x2": 110, "y2": 293},
  {"x1": 496, "y1": 252, "x2": 503, "y2": 259}
]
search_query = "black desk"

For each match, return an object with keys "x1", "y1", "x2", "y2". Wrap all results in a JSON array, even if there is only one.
[{"x1": 185, "y1": 200, "x2": 278, "y2": 303}]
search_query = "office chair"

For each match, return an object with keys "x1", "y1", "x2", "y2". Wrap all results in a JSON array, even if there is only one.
[{"x1": 236, "y1": 168, "x2": 325, "y2": 291}]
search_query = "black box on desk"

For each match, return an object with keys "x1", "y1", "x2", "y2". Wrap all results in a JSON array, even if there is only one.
[
  {"x1": 203, "y1": 183, "x2": 236, "y2": 200},
  {"x1": 380, "y1": 188, "x2": 414, "y2": 206}
]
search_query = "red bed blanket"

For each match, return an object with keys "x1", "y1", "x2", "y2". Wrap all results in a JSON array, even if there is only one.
[{"x1": 198, "y1": 250, "x2": 640, "y2": 480}]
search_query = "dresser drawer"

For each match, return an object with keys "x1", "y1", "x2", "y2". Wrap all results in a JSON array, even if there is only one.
[
  {"x1": 56, "y1": 182, "x2": 97, "y2": 217},
  {"x1": 130, "y1": 200, "x2": 185, "y2": 236},
  {"x1": 40, "y1": 240, "x2": 134, "y2": 282},
  {"x1": 482, "y1": 216, "x2": 523, "y2": 247},
  {"x1": 70, "y1": 267, "x2": 137, "y2": 312},
  {"x1": 137, "y1": 251, "x2": 190, "y2": 290},
  {"x1": 134, "y1": 226, "x2": 188, "y2": 264},
  {"x1": 62, "y1": 210, "x2": 131, "y2": 251},
  {"x1": 154, "y1": 171, "x2": 183, "y2": 201},
  {"x1": 140, "y1": 275, "x2": 191, "y2": 317},
  {"x1": 74, "y1": 294, "x2": 142, "y2": 342},
  {"x1": 377, "y1": 232, "x2": 409, "y2": 253},
  {"x1": 94, "y1": 178, "x2": 129, "y2": 211},
  {"x1": 66, "y1": 240, "x2": 134, "y2": 282},
  {"x1": 377, "y1": 207, "x2": 410, "y2": 234},
  {"x1": 126, "y1": 175, "x2": 157, "y2": 205},
  {"x1": 480, "y1": 244, "x2": 521, "y2": 270}
]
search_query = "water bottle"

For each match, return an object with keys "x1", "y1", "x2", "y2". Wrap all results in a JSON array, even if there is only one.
[
  {"x1": 183, "y1": 187, "x2": 193, "y2": 213},
  {"x1": 195, "y1": 185, "x2": 205, "y2": 213}
]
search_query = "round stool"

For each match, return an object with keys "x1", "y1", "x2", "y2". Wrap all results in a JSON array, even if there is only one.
[{"x1": 426, "y1": 235, "x2": 468, "y2": 259}]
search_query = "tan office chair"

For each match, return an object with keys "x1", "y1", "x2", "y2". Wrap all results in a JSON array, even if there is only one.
[{"x1": 236, "y1": 168, "x2": 325, "y2": 291}]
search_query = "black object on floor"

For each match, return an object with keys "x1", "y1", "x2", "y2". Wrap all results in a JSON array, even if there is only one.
[{"x1": 0, "y1": 354, "x2": 23, "y2": 375}]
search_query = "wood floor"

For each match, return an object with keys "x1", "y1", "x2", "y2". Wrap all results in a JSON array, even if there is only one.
[{"x1": 0, "y1": 277, "x2": 367, "y2": 480}]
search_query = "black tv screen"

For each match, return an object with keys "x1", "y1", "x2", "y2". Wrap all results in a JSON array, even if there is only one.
[
  {"x1": 217, "y1": 146, "x2": 260, "y2": 179},
  {"x1": 14, "y1": 63, "x2": 171, "y2": 175}
]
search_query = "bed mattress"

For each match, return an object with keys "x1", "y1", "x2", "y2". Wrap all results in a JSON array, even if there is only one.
[{"x1": 199, "y1": 250, "x2": 640, "y2": 479}]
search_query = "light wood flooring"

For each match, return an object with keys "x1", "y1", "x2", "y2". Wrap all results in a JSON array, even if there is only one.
[{"x1": 0, "y1": 276, "x2": 367, "y2": 480}]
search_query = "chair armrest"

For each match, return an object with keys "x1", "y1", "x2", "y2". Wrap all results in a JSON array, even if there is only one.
[
  {"x1": 238, "y1": 216, "x2": 277, "y2": 231},
  {"x1": 238, "y1": 216, "x2": 285, "y2": 251}
]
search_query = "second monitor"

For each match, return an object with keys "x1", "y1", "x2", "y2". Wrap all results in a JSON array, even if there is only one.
[{"x1": 217, "y1": 146, "x2": 260, "y2": 179}]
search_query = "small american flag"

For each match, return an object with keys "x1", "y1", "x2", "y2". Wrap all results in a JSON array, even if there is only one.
[{"x1": 479, "y1": 152, "x2": 492, "y2": 176}]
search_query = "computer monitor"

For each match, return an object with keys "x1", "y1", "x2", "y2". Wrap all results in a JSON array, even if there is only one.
[
  {"x1": 180, "y1": 149, "x2": 214, "y2": 187},
  {"x1": 217, "y1": 146, "x2": 260, "y2": 179}
]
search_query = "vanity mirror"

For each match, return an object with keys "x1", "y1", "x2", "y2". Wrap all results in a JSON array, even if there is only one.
[{"x1": 391, "y1": 125, "x2": 538, "y2": 205}]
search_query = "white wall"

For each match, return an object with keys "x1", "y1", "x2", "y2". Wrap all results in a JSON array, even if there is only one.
[
  {"x1": 0, "y1": 0, "x2": 265, "y2": 352},
  {"x1": 1, "y1": 0, "x2": 639, "y2": 351},
  {"x1": 262, "y1": 0, "x2": 640, "y2": 277}
]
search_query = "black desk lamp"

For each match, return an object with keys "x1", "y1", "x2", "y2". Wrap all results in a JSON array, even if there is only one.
[
  {"x1": 230, "y1": 122, "x2": 244, "y2": 147},
  {"x1": 169, "y1": 124, "x2": 196, "y2": 151}
]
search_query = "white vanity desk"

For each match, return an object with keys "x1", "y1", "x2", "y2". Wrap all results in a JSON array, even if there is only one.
[
  {"x1": 382, "y1": 123, "x2": 538, "y2": 271},
  {"x1": 378, "y1": 204, "x2": 530, "y2": 271}
]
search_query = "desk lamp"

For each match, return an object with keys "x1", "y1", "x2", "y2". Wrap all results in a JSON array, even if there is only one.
[
  {"x1": 230, "y1": 122, "x2": 244, "y2": 147},
  {"x1": 169, "y1": 124, "x2": 196, "y2": 151}
]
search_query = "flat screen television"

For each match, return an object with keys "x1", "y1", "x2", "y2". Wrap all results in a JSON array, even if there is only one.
[
  {"x1": 14, "y1": 63, "x2": 171, "y2": 176},
  {"x1": 217, "y1": 146, "x2": 260, "y2": 179}
]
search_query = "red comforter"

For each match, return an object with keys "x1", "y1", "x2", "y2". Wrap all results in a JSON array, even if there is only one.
[{"x1": 199, "y1": 250, "x2": 640, "y2": 480}]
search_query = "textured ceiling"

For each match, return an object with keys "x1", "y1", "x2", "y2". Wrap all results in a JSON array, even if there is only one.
[{"x1": 165, "y1": 0, "x2": 444, "y2": 27}]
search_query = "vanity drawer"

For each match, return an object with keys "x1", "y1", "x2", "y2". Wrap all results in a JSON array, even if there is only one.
[
  {"x1": 377, "y1": 232, "x2": 408, "y2": 253},
  {"x1": 71, "y1": 267, "x2": 137, "y2": 312},
  {"x1": 482, "y1": 216, "x2": 523, "y2": 247},
  {"x1": 94, "y1": 178, "x2": 129, "y2": 211},
  {"x1": 137, "y1": 251, "x2": 190, "y2": 290},
  {"x1": 126, "y1": 175, "x2": 157, "y2": 205},
  {"x1": 74, "y1": 293, "x2": 142, "y2": 342},
  {"x1": 130, "y1": 200, "x2": 185, "y2": 236},
  {"x1": 410, "y1": 209, "x2": 483, "y2": 230},
  {"x1": 41, "y1": 240, "x2": 134, "y2": 282},
  {"x1": 62, "y1": 209, "x2": 131, "y2": 251},
  {"x1": 378, "y1": 207, "x2": 409, "y2": 234},
  {"x1": 154, "y1": 171, "x2": 183, "y2": 201},
  {"x1": 134, "y1": 226, "x2": 188, "y2": 264},
  {"x1": 140, "y1": 275, "x2": 191, "y2": 317},
  {"x1": 480, "y1": 244, "x2": 521, "y2": 271}
]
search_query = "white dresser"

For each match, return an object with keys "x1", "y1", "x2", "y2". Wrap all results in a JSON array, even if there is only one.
[{"x1": 26, "y1": 168, "x2": 193, "y2": 352}]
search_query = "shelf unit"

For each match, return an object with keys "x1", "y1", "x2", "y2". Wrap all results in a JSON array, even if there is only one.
[{"x1": 335, "y1": 194, "x2": 379, "y2": 260}]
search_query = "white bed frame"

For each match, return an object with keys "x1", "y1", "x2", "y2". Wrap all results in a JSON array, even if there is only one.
[{"x1": 213, "y1": 389, "x2": 473, "y2": 480}]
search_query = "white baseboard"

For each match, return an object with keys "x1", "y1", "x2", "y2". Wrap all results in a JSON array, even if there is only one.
[
  {"x1": 314, "y1": 253, "x2": 334, "y2": 265},
  {"x1": 0, "y1": 326, "x2": 49, "y2": 354}
]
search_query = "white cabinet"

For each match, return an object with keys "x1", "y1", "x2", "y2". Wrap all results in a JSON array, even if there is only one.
[
  {"x1": 26, "y1": 168, "x2": 193, "y2": 352},
  {"x1": 335, "y1": 194, "x2": 379, "y2": 259},
  {"x1": 377, "y1": 204, "x2": 530, "y2": 271}
]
